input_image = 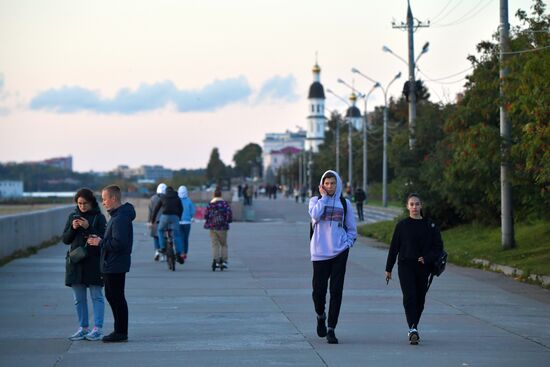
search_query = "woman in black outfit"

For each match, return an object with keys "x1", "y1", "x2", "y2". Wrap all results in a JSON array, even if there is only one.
[
  {"x1": 63, "y1": 188, "x2": 107, "y2": 341},
  {"x1": 385, "y1": 193, "x2": 443, "y2": 345}
]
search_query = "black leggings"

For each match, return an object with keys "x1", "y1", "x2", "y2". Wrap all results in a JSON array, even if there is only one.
[
  {"x1": 312, "y1": 248, "x2": 349, "y2": 329},
  {"x1": 398, "y1": 260, "x2": 429, "y2": 329},
  {"x1": 103, "y1": 273, "x2": 128, "y2": 335}
]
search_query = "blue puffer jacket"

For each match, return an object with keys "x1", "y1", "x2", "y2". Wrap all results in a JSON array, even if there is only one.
[{"x1": 100, "y1": 202, "x2": 136, "y2": 273}]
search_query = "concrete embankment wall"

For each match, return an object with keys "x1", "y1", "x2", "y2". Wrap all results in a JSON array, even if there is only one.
[{"x1": 0, "y1": 205, "x2": 73, "y2": 259}]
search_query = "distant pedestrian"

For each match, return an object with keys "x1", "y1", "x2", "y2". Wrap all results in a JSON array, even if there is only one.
[
  {"x1": 178, "y1": 185, "x2": 196, "y2": 263},
  {"x1": 87, "y1": 185, "x2": 136, "y2": 343},
  {"x1": 148, "y1": 183, "x2": 166, "y2": 261},
  {"x1": 353, "y1": 187, "x2": 366, "y2": 222},
  {"x1": 309, "y1": 170, "x2": 357, "y2": 344},
  {"x1": 151, "y1": 186, "x2": 185, "y2": 264},
  {"x1": 204, "y1": 187, "x2": 233, "y2": 271},
  {"x1": 63, "y1": 188, "x2": 107, "y2": 341},
  {"x1": 385, "y1": 193, "x2": 443, "y2": 345}
]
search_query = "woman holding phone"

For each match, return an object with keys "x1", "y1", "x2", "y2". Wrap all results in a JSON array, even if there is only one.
[{"x1": 62, "y1": 188, "x2": 107, "y2": 341}]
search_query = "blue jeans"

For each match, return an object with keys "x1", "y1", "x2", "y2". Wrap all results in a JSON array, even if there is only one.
[
  {"x1": 179, "y1": 224, "x2": 191, "y2": 254},
  {"x1": 153, "y1": 235, "x2": 160, "y2": 250},
  {"x1": 158, "y1": 214, "x2": 184, "y2": 254},
  {"x1": 72, "y1": 284, "x2": 104, "y2": 328}
]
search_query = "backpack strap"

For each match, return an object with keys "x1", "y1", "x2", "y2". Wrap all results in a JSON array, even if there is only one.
[{"x1": 310, "y1": 195, "x2": 348, "y2": 240}]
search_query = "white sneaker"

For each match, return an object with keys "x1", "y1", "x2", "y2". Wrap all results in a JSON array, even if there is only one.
[
  {"x1": 408, "y1": 328, "x2": 419, "y2": 344},
  {"x1": 154, "y1": 250, "x2": 160, "y2": 261},
  {"x1": 85, "y1": 327, "x2": 103, "y2": 341},
  {"x1": 68, "y1": 327, "x2": 89, "y2": 341}
]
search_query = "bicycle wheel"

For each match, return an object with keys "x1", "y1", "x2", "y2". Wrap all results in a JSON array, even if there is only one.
[{"x1": 166, "y1": 239, "x2": 175, "y2": 271}]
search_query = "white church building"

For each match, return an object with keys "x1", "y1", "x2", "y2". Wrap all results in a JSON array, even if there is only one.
[{"x1": 262, "y1": 62, "x2": 327, "y2": 179}]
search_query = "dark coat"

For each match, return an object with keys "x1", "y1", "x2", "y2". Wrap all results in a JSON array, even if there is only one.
[
  {"x1": 151, "y1": 188, "x2": 183, "y2": 220},
  {"x1": 63, "y1": 206, "x2": 107, "y2": 287},
  {"x1": 100, "y1": 203, "x2": 136, "y2": 274}
]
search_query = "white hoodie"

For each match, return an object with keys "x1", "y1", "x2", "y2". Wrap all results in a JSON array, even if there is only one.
[{"x1": 308, "y1": 170, "x2": 357, "y2": 261}]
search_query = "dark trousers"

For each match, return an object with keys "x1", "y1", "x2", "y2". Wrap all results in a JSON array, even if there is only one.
[
  {"x1": 356, "y1": 202, "x2": 364, "y2": 221},
  {"x1": 103, "y1": 273, "x2": 128, "y2": 335},
  {"x1": 398, "y1": 260, "x2": 429, "y2": 328},
  {"x1": 312, "y1": 248, "x2": 349, "y2": 329}
]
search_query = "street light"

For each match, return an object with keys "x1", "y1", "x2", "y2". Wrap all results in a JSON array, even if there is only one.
[
  {"x1": 327, "y1": 87, "x2": 353, "y2": 188},
  {"x1": 327, "y1": 88, "x2": 349, "y2": 175},
  {"x1": 382, "y1": 41, "x2": 429, "y2": 150},
  {"x1": 353, "y1": 68, "x2": 401, "y2": 207},
  {"x1": 338, "y1": 78, "x2": 380, "y2": 197}
]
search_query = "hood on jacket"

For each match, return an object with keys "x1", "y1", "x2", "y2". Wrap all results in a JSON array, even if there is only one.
[
  {"x1": 156, "y1": 183, "x2": 167, "y2": 194},
  {"x1": 319, "y1": 170, "x2": 343, "y2": 198},
  {"x1": 109, "y1": 202, "x2": 136, "y2": 221},
  {"x1": 178, "y1": 185, "x2": 188, "y2": 199}
]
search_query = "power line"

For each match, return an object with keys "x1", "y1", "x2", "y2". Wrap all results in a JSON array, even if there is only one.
[
  {"x1": 417, "y1": 65, "x2": 474, "y2": 82},
  {"x1": 430, "y1": 0, "x2": 455, "y2": 23},
  {"x1": 431, "y1": 0, "x2": 464, "y2": 24},
  {"x1": 433, "y1": 0, "x2": 495, "y2": 28},
  {"x1": 502, "y1": 45, "x2": 550, "y2": 54}
]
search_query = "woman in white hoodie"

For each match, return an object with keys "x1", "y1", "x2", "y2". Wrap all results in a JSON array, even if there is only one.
[{"x1": 309, "y1": 170, "x2": 357, "y2": 344}]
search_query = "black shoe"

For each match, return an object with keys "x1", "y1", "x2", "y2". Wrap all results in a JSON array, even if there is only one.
[
  {"x1": 102, "y1": 332, "x2": 128, "y2": 343},
  {"x1": 176, "y1": 253, "x2": 184, "y2": 264},
  {"x1": 316, "y1": 314, "x2": 327, "y2": 337},
  {"x1": 408, "y1": 328, "x2": 419, "y2": 345},
  {"x1": 211, "y1": 259, "x2": 217, "y2": 271},
  {"x1": 326, "y1": 329, "x2": 338, "y2": 344}
]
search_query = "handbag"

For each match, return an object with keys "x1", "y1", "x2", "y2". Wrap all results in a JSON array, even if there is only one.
[{"x1": 69, "y1": 245, "x2": 88, "y2": 263}]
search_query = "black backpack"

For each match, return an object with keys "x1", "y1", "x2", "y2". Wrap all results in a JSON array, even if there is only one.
[
  {"x1": 427, "y1": 250, "x2": 448, "y2": 291},
  {"x1": 309, "y1": 195, "x2": 348, "y2": 240}
]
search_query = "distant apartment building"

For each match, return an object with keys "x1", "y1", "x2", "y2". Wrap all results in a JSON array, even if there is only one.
[
  {"x1": 262, "y1": 129, "x2": 306, "y2": 179},
  {"x1": 114, "y1": 165, "x2": 173, "y2": 181},
  {"x1": 0, "y1": 180, "x2": 24, "y2": 198},
  {"x1": 40, "y1": 156, "x2": 73, "y2": 171}
]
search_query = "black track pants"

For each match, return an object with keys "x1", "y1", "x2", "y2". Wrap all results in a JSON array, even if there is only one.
[
  {"x1": 103, "y1": 272, "x2": 128, "y2": 335},
  {"x1": 312, "y1": 248, "x2": 349, "y2": 329},
  {"x1": 398, "y1": 260, "x2": 429, "y2": 329}
]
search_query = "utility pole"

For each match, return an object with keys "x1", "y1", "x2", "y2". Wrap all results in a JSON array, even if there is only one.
[
  {"x1": 499, "y1": 0, "x2": 515, "y2": 249},
  {"x1": 392, "y1": 0, "x2": 429, "y2": 150}
]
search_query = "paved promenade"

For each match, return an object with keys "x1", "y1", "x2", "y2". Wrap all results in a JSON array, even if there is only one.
[{"x1": 1, "y1": 198, "x2": 549, "y2": 366}]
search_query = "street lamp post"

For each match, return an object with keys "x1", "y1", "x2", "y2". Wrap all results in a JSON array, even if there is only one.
[
  {"x1": 352, "y1": 68, "x2": 401, "y2": 207},
  {"x1": 327, "y1": 89, "x2": 351, "y2": 186},
  {"x1": 338, "y1": 78, "x2": 380, "y2": 198},
  {"x1": 382, "y1": 42, "x2": 428, "y2": 150}
]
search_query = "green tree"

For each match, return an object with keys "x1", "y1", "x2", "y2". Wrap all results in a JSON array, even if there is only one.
[
  {"x1": 206, "y1": 148, "x2": 227, "y2": 184},
  {"x1": 232, "y1": 143, "x2": 263, "y2": 178}
]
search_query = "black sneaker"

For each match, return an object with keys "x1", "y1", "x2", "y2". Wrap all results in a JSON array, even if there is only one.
[
  {"x1": 408, "y1": 328, "x2": 419, "y2": 345},
  {"x1": 102, "y1": 332, "x2": 128, "y2": 343},
  {"x1": 316, "y1": 313, "x2": 327, "y2": 337},
  {"x1": 176, "y1": 253, "x2": 184, "y2": 264},
  {"x1": 326, "y1": 329, "x2": 338, "y2": 344}
]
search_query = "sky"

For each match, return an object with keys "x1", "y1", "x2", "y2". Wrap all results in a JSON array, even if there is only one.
[{"x1": 0, "y1": 0, "x2": 537, "y2": 172}]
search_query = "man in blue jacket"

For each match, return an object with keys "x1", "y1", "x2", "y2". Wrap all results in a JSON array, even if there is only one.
[{"x1": 88, "y1": 185, "x2": 136, "y2": 343}]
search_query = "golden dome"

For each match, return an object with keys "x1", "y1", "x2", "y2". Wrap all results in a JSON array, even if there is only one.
[
  {"x1": 312, "y1": 63, "x2": 321, "y2": 73},
  {"x1": 349, "y1": 92, "x2": 357, "y2": 102}
]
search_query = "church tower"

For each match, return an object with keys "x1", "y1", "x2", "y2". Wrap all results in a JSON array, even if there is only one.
[
  {"x1": 305, "y1": 61, "x2": 327, "y2": 153},
  {"x1": 345, "y1": 92, "x2": 362, "y2": 130}
]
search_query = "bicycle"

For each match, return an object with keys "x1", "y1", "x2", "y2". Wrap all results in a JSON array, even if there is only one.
[{"x1": 164, "y1": 228, "x2": 176, "y2": 271}]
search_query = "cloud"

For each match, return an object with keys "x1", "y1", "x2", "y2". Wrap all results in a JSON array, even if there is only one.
[
  {"x1": 0, "y1": 73, "x2": 9, "y2": 115},
  {"x1": 256, "y1": 75, "x2": 299, "y2": 103},
  {"x1": 30, "y1": 77, "x2": 253, "y2": 114}
]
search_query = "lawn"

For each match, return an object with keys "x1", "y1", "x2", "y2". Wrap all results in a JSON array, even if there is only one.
[{"x1": 357, "y1": 219, "x2": 550, "y2": 278}]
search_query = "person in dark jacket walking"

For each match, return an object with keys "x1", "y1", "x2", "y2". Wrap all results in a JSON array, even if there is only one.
[
  {"x1": 63, "y1": 188, "x2": 107, "y2": 341},
  {"x1": 353, "y1": 187, "x2": 366, "y2": 222},
  {"x1": 148, "y1": 182, "x2": 166, "y2": 261},
  {"x1": 87, "y1": 185, "x2": 136, "y2": 343},
  {"x1": 203, "y1": 187, "x2": 232, "y2": 270},
  {"x1": 385, "y1": 193, "x2": 443, "y2": 345},
  {"x1": 151, "y1": 186, "x2": 185, "y2": 264}
]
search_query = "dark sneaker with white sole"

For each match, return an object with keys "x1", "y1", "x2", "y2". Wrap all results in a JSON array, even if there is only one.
[
  {"x1": 408, "y1": 328, "x2": 419, "y2": 345},
  {"x1": 102, "y1": 332, "x2": 128, "y2": 343},
  {"x1": 326, "y1": 329, "x2": 338, "y2": 344},
  {"x1": 316, "y1": 313, "x2": 327, "y2": 337}
]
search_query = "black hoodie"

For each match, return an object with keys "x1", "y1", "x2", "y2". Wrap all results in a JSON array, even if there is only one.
[
  {"x1": 100, "y1": 202, "x2": 136, "y2": 274},
  {"x1": 151, "y1": 187, "x2": 183, "y2": 220}
]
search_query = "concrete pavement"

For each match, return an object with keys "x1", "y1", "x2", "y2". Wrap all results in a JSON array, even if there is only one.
[{"x1": 0, "y1": 197, "x2": 549, "y2": 366}]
